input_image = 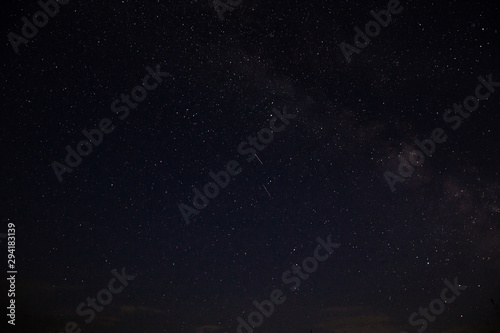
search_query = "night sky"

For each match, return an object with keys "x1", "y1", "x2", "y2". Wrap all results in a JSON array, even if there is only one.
[{"x1": 1, "y1": 0, "x2": 500, "y2": 332}]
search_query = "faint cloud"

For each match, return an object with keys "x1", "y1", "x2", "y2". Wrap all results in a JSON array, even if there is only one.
[
  {"x1": 120, "y1": 305, "x2": 164, "y2": 314},
  {"x1": 316, "y1": 306, "x2": 402, "y2": 333},
  {"x1": 322, "y1": 306, "x2": 369, "y2": 315},
  {"x1": 194, "y1": 324, "x2": 224, "y2": 333},
  {"x1": 96, "y1": 315, "x2": 121, "y2": 326},
  {"x1": 316, "y1": 314, "x2": 399, "y2": 333}
]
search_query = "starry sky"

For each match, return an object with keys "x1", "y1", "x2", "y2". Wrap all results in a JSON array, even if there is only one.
[{"x1": 1, "y1": 0, "x2": 500, "y2": 332}]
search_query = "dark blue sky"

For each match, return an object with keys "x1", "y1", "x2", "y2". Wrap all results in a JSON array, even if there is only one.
[{"x1": 1, "y1": 0, "x2": 500, "y2": 332}]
